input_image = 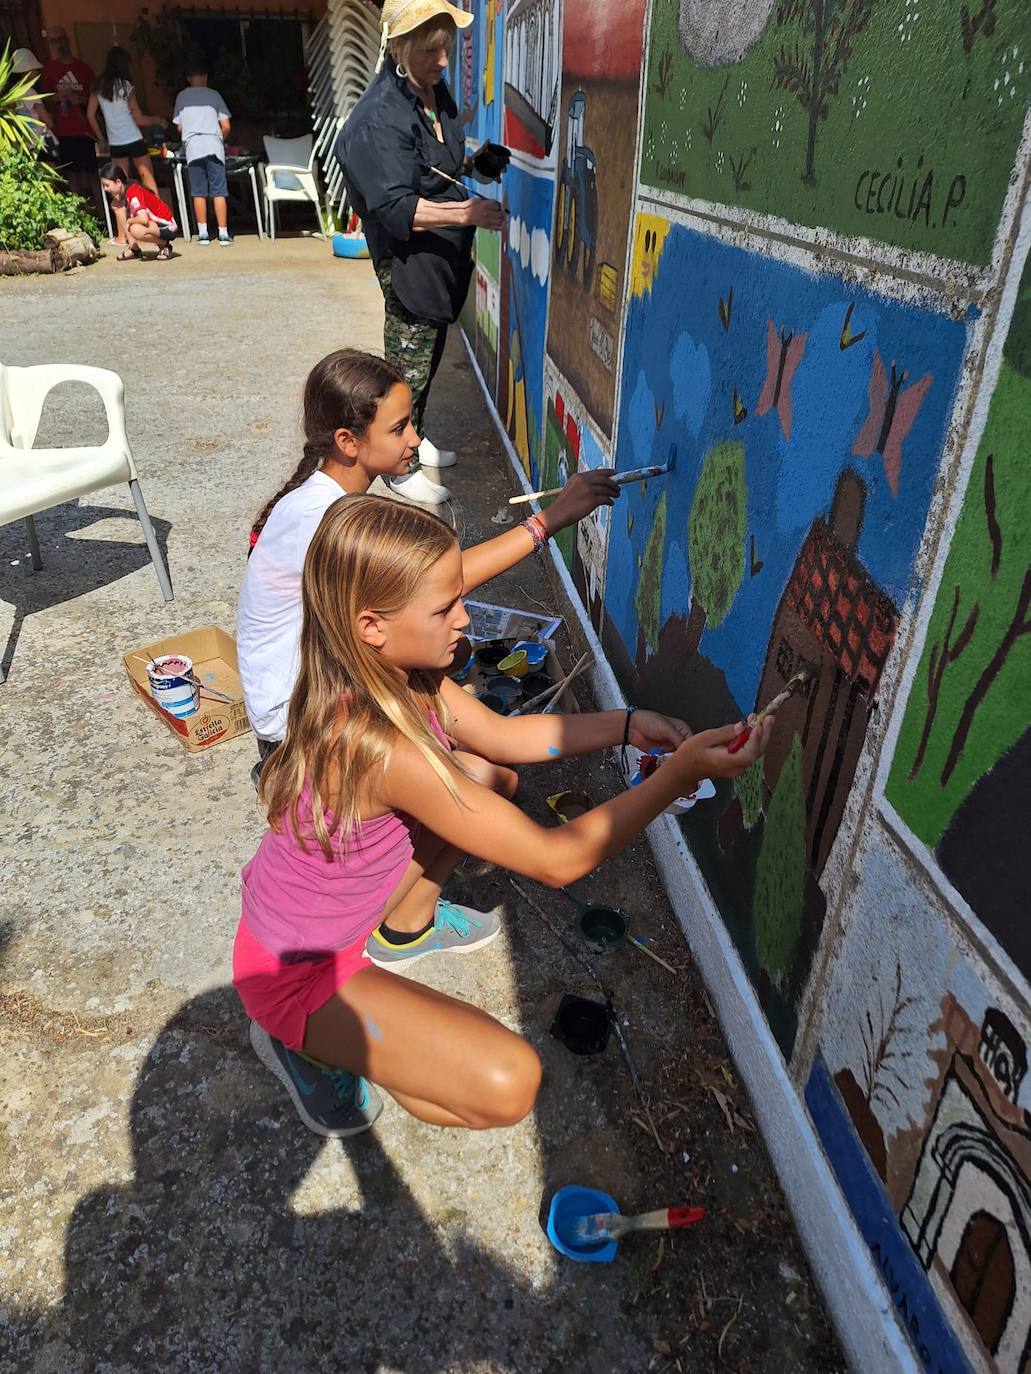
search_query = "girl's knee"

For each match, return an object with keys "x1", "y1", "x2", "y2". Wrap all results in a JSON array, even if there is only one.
[
  {"x1": 473, "y1": 1040, "x2": 541, "y2": 1128},
  {"x1": 495, "y1": 764, "x2": 519, "y2": 801}
]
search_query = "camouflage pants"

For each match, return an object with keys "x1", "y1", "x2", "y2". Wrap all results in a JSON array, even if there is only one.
[{"x1": 375, "y1": 256, "x2": 448, "y2": 432}]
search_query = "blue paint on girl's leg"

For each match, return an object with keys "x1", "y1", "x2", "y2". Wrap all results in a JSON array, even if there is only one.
[
  {"x1": 366, "y1": 1018, "x2": 383, "y2": 1041},
  {"x1": 547, "y1": 746, "x2": 560, "y2": 757}
]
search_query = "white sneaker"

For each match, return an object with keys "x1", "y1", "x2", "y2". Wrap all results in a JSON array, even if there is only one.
[
  {"x1": 418, "y1": 436, "x2": 458, "y2": 468},
  {"x1": 387, "y1": 470, "x2": 450, "y2": 504}
]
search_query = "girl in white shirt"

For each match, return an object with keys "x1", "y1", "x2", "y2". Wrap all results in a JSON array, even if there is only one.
[
  {"x1": 238, "y1": 349, "x2": 622, "y2": 746},
  {"x1": 87, "y1": 47, "x2": 164, "y2": 227}
]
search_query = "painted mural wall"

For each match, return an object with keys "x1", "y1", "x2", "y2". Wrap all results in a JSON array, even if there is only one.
[{"x1": 454, "y1": 0, "x2": 1031, "y2": 1368}]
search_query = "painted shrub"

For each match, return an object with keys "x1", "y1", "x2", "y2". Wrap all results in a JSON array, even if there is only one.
[
  {"x1": 602, "y1": 215, "x2": 967, "y2": 1054},
  {"x1": 640, "y1": 0, "x2": 1031, "y2": 264}
]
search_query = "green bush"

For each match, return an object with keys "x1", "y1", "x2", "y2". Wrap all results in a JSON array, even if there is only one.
[{"x1": 0, "y1": 147, "x2": 101, "y2": 252}]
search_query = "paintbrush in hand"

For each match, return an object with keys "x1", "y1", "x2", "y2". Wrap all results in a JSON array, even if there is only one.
[
  {"x1": 726, "y1": 667, "x2": 812, "y2": 754},
  {"x1": 562, "y1": 1205, "x2": 705, "y2": 1246}
]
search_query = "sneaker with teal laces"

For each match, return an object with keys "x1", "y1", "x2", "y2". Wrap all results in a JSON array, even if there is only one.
[
  {"x1": 249, "y1": 1021, "x2": 382, "y2": 1137},
  {"x1": 366, "y1": 899, "x2": 502, "y2": 968}
]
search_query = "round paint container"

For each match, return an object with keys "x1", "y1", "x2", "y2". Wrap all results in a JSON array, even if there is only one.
[
  {"x1": 550, "y1": 995, "x2": 612, "y2": 1056},
  {"x1": 546, "y1": 1185, "x2": 621, "y2": 1264},
  {"x1": 476, "y1": 691, "x2": 506, "y2": 713},
  {"x1": 475, "y1": 640, "x2": 509, "y2": 670},
  {"x1": 146, "y1": 654, "x2": 199, "y2": 718},
  {"x1": 485, "y1": 675, "x2": 522, "y2": 706},
  {"x1": 497, "y1": 649, "x2": 529, "y2": 678},
  {"x1": 521, "y1": 670, "x2": 554, "y2": 698},
  {"x1": 577, "y1": 904, "x2": 629, "y2": 954},
  {"x1": 513, "y1": 640, "x2": 548, "y2": 670}
]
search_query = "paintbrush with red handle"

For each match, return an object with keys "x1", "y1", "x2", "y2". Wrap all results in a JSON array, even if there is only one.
[
  {"x1": 727, "y1": 668, "x2": 811, "y2": 754},
  {"x1": 562, "y1": 1205, "x2": 705, "y2": 1246}
]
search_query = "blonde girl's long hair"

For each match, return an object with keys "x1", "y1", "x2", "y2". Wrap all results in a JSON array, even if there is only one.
[{"x1": 259, "y1": 494, "x2": 465, "y2": 858}]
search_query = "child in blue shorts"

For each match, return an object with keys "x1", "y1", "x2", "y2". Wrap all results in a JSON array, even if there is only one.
[{"x1": 172, "y1": 55, "x2": 232, "y2": 246}]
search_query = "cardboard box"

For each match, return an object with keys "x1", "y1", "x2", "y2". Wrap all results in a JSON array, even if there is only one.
[
  {"x1": 123, "y1": 625, "x2": 252, "y2": 752},
  {"x1": 455, "y1": 639, "x2": 579, "y2": 714}
]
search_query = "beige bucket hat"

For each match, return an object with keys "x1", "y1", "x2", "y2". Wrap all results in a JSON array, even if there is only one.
[
  {"x1": 381, "y1": 0, "x2": 473, "y2": 40},
  {"x1": 11, "y1": 47, "x2": 44, "y2": 73}
]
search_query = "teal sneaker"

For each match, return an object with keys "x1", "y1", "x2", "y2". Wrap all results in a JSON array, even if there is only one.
[
  {"x1": 249, "y1": 1021, "x2": 382, "y2": 1137},
  {"x1": 366, "y1": 899, "x2": 502, "y2": 968}
]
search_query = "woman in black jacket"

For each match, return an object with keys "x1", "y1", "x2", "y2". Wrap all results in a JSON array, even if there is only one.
[{"x1": 336, "y1": 0, "x2": 510, "y2": 503}]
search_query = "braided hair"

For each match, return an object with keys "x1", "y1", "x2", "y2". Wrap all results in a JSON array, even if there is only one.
[{"x1": 249, "y1": 349, "x2": 405, "y2": 552}]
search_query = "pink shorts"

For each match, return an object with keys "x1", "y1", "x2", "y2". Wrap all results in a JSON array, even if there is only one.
[{"x1": 232, "y1": 917, "x2": 373, "y2": 1051}]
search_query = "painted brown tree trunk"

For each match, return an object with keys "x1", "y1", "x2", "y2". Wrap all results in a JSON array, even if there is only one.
[
  {"x1": 683, "y1": 597, "x2": 707, "y2": 656},
  {"x1": 941, "y1": 566, "x2": 1031, "y2": 787}
]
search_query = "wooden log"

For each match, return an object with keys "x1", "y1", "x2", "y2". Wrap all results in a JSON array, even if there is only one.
[
  {"x1": 0, "y1": 247, "x2": 57, "y2": 275},
  {"x1": 45, "y1": 229, "x2": 98, "y2": 268}
]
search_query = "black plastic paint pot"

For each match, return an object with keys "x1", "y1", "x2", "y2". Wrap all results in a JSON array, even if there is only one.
[
  {"x1": 577, "y1": 904, "x2": 630, "y2": 954},
  {"x1": 521, "y1": 671, "x2": 554, "y2": 698},
  {"x1": 475, "y1": 640, "x2": 509, "y2": 670},
  {"x1": 550, "y1": 995, "x2": 612, "y2": 1056},
  {"x1": 477, "y1": 691, "x2": 506, "y2": 713}
]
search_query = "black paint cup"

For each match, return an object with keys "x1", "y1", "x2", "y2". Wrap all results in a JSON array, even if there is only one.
[
  {"x1": 477, "y1": 691, "x2": 506, "y2": 712},
  {"x1": 550, "y1": 995, "x2": 612, "y2": 1056},
  {"x1": 577, "y1": 904, "x2": 629, "y2": 954},
  {"x1": 475, "y1": 640, "x2": 509, "y2": 670},
  {"x1": 521, "y1": 671, "x2": 554, "y2": 698}
]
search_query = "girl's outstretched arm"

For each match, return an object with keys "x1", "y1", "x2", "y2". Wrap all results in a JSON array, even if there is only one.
[
  {"x1": 440, "y1": 676, "x2": 690, "y2": 764},
  {"x1": 459, "y1": 472, "x2": 619, "y2": 591},
  {"x1": 381, "y1": 717, "x2": 772, "y2": 889}
]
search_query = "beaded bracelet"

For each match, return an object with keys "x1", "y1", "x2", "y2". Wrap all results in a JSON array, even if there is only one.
[{"x1": 521, "y1": 512, "x2": 549, "y2": 553}]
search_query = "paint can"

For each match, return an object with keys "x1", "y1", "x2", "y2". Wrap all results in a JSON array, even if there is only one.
[
  {"x1": 577, "y1": 904, "x2": 630, "y2": 954},
  {"x1": 497, "y1": 649, "x2": 529, "y2": 678},
  {"x1": 521, "y1": 670, "x2": 554, "y2": 698},
  {"x1": 550, "y1": 994, "x2": 612, "y2": 1056},
  {"x1": 485, "y1": 675, "x2": 522, "y2": 706},
  {"x1": 630, "y1": 748, "x2": 716, "y2": 815},
  {"x1": 475, "y1": 640, "x2": 509, "y2": 670},
  {"x1": 146, "y1": 654, "x2": 199, "y2": 718},
  {"x1": 476, "y1": 691, "x2": 506, "y2": 713},
  {"x1": 513, "y1": 640, "x2": 548, "y2": 670}
]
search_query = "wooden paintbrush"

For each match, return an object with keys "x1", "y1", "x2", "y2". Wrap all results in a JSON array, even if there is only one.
[
  {"x1": 726, "y1": 668, "x2": 812, "y2": 754},
  {"x1": 562, "y1": 1205, "x2": 705, "y2": 1246}
]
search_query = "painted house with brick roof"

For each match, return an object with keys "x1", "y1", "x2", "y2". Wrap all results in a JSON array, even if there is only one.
[{"x1": 755, "y1": 468, "x2": 900, "y2": 878}]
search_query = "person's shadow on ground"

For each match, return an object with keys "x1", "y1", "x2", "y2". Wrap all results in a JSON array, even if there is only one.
[{"x1": 21, "y1": 987, "x2": 647, "y2": 1374}]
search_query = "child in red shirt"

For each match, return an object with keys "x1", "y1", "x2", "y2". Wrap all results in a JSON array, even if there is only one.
[{"x1": 100, "y1": 162, "x2": 178, "y2": 260}]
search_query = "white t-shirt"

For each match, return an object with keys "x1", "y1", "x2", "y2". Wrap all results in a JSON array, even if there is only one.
[
  {"x1": 237, "y1": 471, "x2": 345, "y2": 741},
  {"x1": 97, "y1": 81, "x2": 141, "y2": 147}
]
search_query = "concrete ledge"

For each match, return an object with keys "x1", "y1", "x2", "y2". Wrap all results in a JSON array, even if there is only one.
[{"x1": 461, "y1": 331, "x2": 920, "y2": 1374}]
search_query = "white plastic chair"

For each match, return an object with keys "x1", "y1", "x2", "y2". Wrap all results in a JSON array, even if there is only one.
[
  {"x1": 0, "y1": 363, "x2": 173, "y2": 678},
  {"x1": 262, "y1": 134, "x2": 326, "y2": 240}
]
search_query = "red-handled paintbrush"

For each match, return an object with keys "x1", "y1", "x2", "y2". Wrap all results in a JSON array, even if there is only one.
[
  {"x1": 727, "y1": 668, "x2": 812, "y2": 755},
  {"x1": 561, "y1": 1205, "x2": 705, "y2": 1246}
]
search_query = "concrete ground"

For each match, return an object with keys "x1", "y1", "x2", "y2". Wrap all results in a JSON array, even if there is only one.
[{"x1": 0, "y1": 237, "x2": 845, "y2": 1373}]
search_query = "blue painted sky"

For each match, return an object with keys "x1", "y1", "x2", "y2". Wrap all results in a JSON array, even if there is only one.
[
  {"x1": 607, "y1": 223, "x2": 969, "y2": 711},
  {"x1": 503, "y1": 161, "x2": 555, "y2": 482}
]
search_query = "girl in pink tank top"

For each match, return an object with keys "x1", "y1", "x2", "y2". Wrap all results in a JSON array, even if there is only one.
[{"x1": 236, "y1": 491, "x2": 773, "y2": 1140}]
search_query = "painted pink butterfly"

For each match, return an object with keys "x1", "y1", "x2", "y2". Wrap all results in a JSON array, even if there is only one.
[
  {"x1": 756, "y1": 318, "x2": 808, "y2": 441},
  {"x1": 851, "y1": 350, "x2": 933, "y2": 496}
]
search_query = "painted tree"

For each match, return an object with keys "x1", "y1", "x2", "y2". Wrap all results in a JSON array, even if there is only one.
[
  {"x1": 735, "y1": 758, "x2": 766, "y2": 830},
  {"x1": 773, "y1": 0, "x2": 875, "y2": 187},
  {"x1": 754, "y1": 734, "x2": 806, "y2": 990},
  {"x1": 684, "y1": 440, "x2": 747, "y2": 654},
  {"x1": 636, "y1": 492, "x2": 667, "y2": 653}
]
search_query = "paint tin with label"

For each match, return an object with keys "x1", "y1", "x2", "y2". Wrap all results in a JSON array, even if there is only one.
[{"x1": 146, "y1": 654, "x2": 199, "y2": 718}]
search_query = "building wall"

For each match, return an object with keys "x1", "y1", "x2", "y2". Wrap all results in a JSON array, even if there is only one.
[
  {"x1": 458, "y1": 2, "x2": 1031, "y2": 1369},
  {"x1": 37, "y1": 0, "x2": 327, "y2": 114}
]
